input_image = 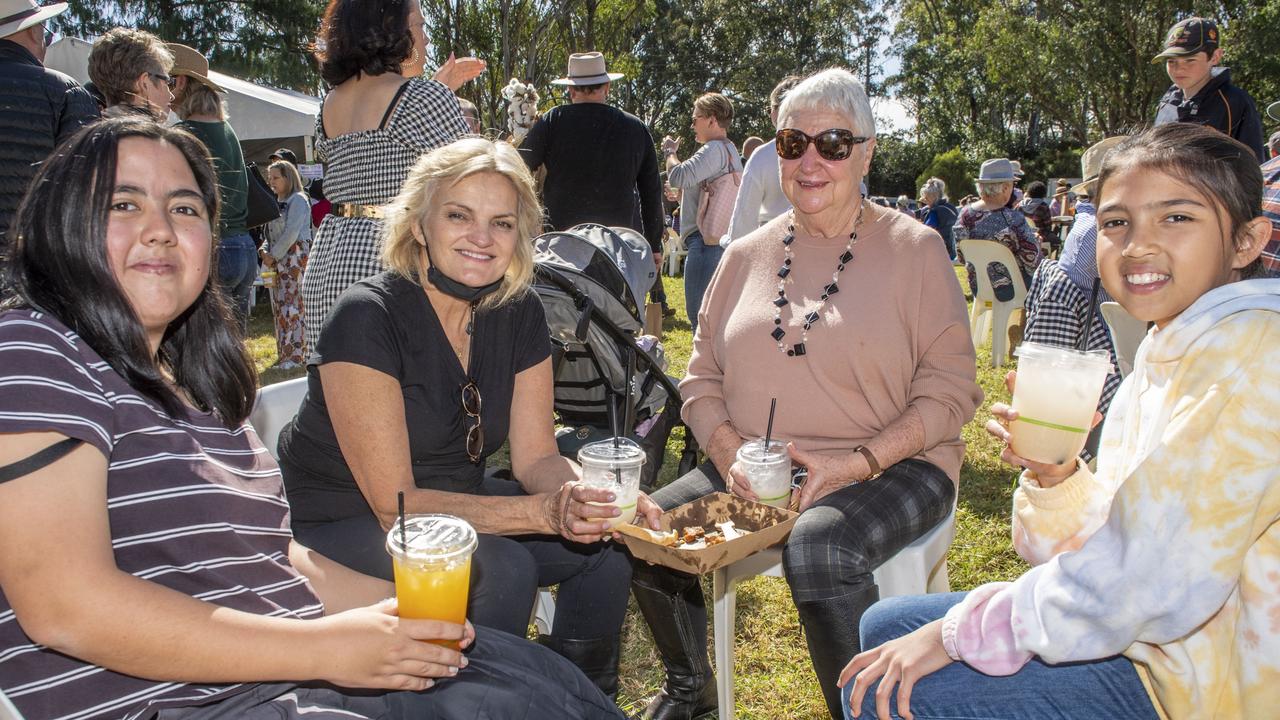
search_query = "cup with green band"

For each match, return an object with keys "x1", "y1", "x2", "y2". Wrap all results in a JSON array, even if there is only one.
[
  {"x1": 1010, "y1": 342, "x2": 1112, "y2": 465},
  {"x1": 737, "y1": 438, "x2": 793, "y2": 508},
  {"x1": 578, "y1": 438, "x2": 645, "y2": 529}
]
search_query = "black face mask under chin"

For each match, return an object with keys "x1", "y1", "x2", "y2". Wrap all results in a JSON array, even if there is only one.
[{"x1": 423, "y1": 247, "x2": 503, "y2": 303}]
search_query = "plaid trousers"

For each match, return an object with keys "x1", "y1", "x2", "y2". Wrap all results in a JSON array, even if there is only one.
[{"x1": 648, "y1": 457, "x2": 954, "y2": 603}]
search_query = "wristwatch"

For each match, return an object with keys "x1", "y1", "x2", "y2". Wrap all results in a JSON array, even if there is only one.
[{"x1": 853, "y1": 445, "x2": 881, "y2": 479}]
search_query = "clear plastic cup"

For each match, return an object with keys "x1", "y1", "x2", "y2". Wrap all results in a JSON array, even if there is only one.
[
  {"x1": 386, "y1": 514, "x2": 477, "y2": 647},
  {"x1": 736, "y1": 438, "x2": 792, "y2": 507},
  {"x1": 578, "y1": 438, "x2": 646, "y2": 529},
  {"x1": 1010, "y1": 342, "x2": 1112, "y2": 465}
]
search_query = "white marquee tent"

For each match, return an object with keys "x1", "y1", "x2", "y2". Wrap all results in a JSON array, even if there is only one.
[{"x1": 44, "y1": 37, "x2": 321, "y2": 162}]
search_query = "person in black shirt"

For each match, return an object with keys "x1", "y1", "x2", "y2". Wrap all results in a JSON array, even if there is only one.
[
  {"x1": 279, "y1": 137, "x2": 659, "y2": 703},
  {"x1": 518, "y1": 51, "x2": 665, "y2": 269},
  {"x1": 1152, "y1": 17, "x2": 1264, "y2": 162}
]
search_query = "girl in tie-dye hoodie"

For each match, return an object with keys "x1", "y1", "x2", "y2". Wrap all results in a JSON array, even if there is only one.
[{"x1": 839, "y1": 123, "x2": 1280, "y2": 720}]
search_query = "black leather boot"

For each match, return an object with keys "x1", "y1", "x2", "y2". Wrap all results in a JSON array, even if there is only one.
[
  {"x1": 538, "y1": 633, "x2": 622, "y2": 701},
  {"x1": 794, "y1": 585, "x2": 881, "y2": 720},
  {"x1": 631, "y1": 564, "x2": 717, "y2": 720}
]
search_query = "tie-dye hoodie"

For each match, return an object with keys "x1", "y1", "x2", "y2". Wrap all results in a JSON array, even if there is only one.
[{"x1": 941, "y1": 278, "x2": 1280, "y2": 719}]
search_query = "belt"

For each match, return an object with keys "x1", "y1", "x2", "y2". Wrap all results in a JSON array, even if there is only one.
[{"x1": 330, "y1": 203, "x2": 385, "y2": 219}]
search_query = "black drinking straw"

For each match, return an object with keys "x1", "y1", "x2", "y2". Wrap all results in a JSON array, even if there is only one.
[
  {"x1": 397, "y1": 490, "x2": 406, "y2": 549},
  {"x1": 765, "y1": 398, "x2": 777, "y2": 449},
  {"x1": 1078, "y1": 278, "x2": 1102, "y2": 351}
]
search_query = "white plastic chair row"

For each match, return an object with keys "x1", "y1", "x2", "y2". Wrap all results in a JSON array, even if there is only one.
[
  {"x1": 959, "y1": 239, "x2": 1028, "y2": 368},
  {"x1": 711, "y1": 506, "x2": 957, "y2": 720},
  {"x1": 664, "y1": 230, "x2": 687, "y2": 277}
]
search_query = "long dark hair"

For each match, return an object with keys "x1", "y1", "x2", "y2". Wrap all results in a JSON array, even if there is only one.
[
  {"x1": 1096, "y1": 123, "x2": 1266, "y2": 280},
  {"x1": 315, "y1": 0, "x2": 414, "y2": 86},
  {"x1": 3, "y1": 118, "x2": 258, "y2": 425}
]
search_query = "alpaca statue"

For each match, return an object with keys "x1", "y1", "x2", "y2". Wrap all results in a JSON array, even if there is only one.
[{"x1": 501, "y1": 78, "x2": 540, "y2": 145}]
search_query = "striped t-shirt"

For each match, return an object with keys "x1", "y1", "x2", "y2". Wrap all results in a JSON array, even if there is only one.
[{"x1": 0, "y1": 310, "x2": 324, "y2": 720}]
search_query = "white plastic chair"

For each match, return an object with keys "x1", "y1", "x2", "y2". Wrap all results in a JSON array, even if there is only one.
[
  {"x1": 248, "y1": 376, "x2": 309, "y2": 460},
  {"x1": 1099, "y1": 301, "x2": 1148, "y2": 378},
  {"x1": 664, "y1": 230, "x2": 687, "y2": 277},
  {"x1": 711, "y1": 506, "x2": 957, "y2": 720},
  {"x1": 0, "y1": 687, "x2": 25, "y2": 720},
  {"x1": 959, "y1": 240, "x2": 1028, "y2": 368}
]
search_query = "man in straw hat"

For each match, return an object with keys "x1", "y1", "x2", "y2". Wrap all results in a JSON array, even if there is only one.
[
  {"x1": 519, "y1": 51, "x2": 665, "y2": 264},
  {"x1": 1022, "y1": 136, "x2": 1128, "y2": 459},
  {"x1": 0, "y1": 0, "x2": 98, "y2": 256},
  {"x1": 1152, "y1": 16, "x2": 1263, "y2": 161}
]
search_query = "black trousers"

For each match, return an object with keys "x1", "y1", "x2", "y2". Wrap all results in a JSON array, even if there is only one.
[
  {"x1": 292, "y1": 476, "x2": 633, "y2": 640},
  {"x1": 636, "y1": 457, "x2": 954, "y2": 606}
]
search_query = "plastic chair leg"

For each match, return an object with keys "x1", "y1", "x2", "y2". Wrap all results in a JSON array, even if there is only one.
[
  {"x1": 712, "y1": 567, "x2": 737, "y2": 720},
  {"x1": 991, "y1": 304, "x2": 1012, "y2": 368}
]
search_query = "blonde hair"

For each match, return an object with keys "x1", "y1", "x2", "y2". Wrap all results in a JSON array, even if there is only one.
[
  {"x1": 694, "y1": 92, "x2": 734, "y2": 128},
  {"x1": 173, "y1": 81, "x2": 226, "y2": 120},
  {"x1": 382, "y1": 137, "x2": 541, "y2": 310},
  {"x1": 268, "y1": 160, "x2": 303, "y2": 196}
]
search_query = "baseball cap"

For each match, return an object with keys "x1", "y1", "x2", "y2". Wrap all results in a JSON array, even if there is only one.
[
  {"x1": 269, "y1": 148, "x2": 298, "y2": 165},
  {"x1": 1151, "y1": 17, "x2": 1219, "y2": 63}
]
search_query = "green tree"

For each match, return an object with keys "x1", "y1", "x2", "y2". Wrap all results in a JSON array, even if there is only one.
[
  {"x1": 866, "y1": 133, "x2": 933, "y2": 198},
  {"x1": 915, "y1": 147, "x2": 974, "y2": 204},
  {"x1": 58, "y1": 0, "x2": 323, "y2": 92}
]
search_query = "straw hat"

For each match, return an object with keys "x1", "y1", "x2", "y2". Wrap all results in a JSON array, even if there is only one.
[
  {"x1": 550, "y1": 52, "x2": 624, "y2": 86},
  {"x1": 1268, "y1": 100, "x2": 1280, "y2": 123},
  {"x1": 0, "y1": 0, "x2": 66, "y2": 38},
  {"x1": 1071, "y1": 136, "x2": 1128, "y2": 196},
  {"x1": 167, "y1": 43, "x2": 225, "y2": 93}
]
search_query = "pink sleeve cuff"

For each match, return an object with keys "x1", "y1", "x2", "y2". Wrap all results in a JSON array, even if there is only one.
[{"x1": 941, "y1": 582, "x2": 1033, "y2": 676}]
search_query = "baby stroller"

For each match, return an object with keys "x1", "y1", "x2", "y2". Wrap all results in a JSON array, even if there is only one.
[{"x1": 532, "y1": 224, "x2": 697, "y2": 490}]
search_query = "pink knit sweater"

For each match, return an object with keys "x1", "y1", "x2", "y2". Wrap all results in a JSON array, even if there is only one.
[{"x1": 679, "y1": 205, "x2": 981, "y2": 482}]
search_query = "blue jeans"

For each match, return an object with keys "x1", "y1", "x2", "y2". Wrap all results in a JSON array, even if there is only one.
[
  {"x1": 218, "y1": 232, "x2": 258, "y2": 331},
  {"x1": 842, "y1": 593, "x2": 1159, "y2": 720},
  {"x1": 682, "y1": 231, "x2": 723, "y2": 335}
]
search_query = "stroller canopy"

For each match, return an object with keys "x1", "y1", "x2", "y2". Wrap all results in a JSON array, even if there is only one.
[{"x1": 533, "y1": 224, "x2": 655, "y2": 320}]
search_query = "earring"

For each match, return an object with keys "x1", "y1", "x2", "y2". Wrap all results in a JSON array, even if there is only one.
[{"x1": 408, "y1": 47, "x2": 420, "y2": 67}]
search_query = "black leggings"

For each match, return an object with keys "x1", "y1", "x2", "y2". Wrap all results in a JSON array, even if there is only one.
[{"x1": 292, "y1": 476, "x2": 634, "y2": 640}]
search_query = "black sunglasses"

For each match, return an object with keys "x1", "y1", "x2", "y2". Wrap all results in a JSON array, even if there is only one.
[
  {"x1": 461, "y1": 379, "x2": 484, "y2": 464},
  {"x1": 775, "y1": 128, "x2": 869, "y2": 161},
  {"x1": 149, "y1": 72, "x2": 177, "y2": 89}
]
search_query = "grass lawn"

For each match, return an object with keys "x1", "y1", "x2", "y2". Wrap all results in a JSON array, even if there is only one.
[{"x1": 247, "y1": 269, "x2": 1024, "y2": 719}]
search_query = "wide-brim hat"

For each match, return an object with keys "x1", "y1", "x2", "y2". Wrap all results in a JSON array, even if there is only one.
[
  {"x1": 167, "y1": 42, "x2": 225, "y2": 93},
  {"x1": 551, "y1": 51, "x2": 624, "y2": 86},
  {"x1": 0, "y1": 0, "x2": 67, "y2": 38},
  {"x1": 976, "y1": 158, "x2": 1017, "y2": 183},
  {"x1": 1268, "y1": 101, "x2": 1280, "y2": 123},
  {"x1": 1071, "y1": 135, "x2": 1128, "y2": 196}
]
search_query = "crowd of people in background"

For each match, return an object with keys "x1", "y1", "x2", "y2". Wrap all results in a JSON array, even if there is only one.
[{"x1": 1, "y1": 1, "x2": 1278, "y2": 719}]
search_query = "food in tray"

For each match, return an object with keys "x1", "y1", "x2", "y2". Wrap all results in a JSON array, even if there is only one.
[{"x1": 633, "y1": 520, "x2": 752, "y2": 550}]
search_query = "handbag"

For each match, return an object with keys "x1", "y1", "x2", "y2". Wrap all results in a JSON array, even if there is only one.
[
  {"x1": 244, "y1": 162, "x2": 281, "y2": 229},
  {"x1": 694, "y1": 140, "x2": 741, "y2": 245}
]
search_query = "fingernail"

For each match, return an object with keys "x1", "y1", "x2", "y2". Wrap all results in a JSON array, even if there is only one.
[
  {"x1": 460, "y1": 656, "x2": 468, "y2": 667},
  {"x1": 449, "y1": 666, "x2": 459, "y2": 675},
  {"x1": 423, "y1": 679, "x2": 434, "y2": 688}
]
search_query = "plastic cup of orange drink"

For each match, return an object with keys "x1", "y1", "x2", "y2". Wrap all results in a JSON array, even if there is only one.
[{"x1": 385, "y1": 514, "x2": 477, "y2": 648}]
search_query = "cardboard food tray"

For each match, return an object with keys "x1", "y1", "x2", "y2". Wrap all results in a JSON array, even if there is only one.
[{"x1": 617, "y1": 492, "x2": 798, "y2": 574}]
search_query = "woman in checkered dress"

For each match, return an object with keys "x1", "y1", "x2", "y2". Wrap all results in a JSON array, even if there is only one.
[{"x1": 302, "y1": 0, "x2": 482, "y2": 353}]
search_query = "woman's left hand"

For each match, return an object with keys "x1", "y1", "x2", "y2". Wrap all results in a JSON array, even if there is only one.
[
  {"x1": 789, "y1": 443, "x2": 867, "y2": 512},
  {"x1": 837, "y1": 619, "x2": 953, "y2": 720},
  {"x1": 433, "y1": 53, "x2": 487, "y2": 91}
]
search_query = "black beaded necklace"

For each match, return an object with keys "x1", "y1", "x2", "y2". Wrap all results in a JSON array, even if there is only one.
[{"x1": 770, "y1": 206, "x2": 864, "y2": 356}]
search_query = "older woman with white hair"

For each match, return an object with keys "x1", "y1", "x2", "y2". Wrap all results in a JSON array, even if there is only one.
[
  {"x1": 954, "y1": 159, "x2": 1043, "y2": 298},
  {"x1": 919, "y1": 177, "x2": 958, "y2": 260},
  {"x1": 277, "y1": 137, "x2": 656, "y2": 702},
  {"x1": 631, "y1": 69, "x2": 981, "y2": 720}
]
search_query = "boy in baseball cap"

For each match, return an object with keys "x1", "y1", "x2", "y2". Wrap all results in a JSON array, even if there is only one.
[{"x1": 1152, "y1": 17, "x2": 1264, "y2": 161}]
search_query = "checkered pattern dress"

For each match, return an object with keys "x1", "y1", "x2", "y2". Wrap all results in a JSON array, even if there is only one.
[{"x1": 302, "y1": 78, "x2": 467, "y2": 353}]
